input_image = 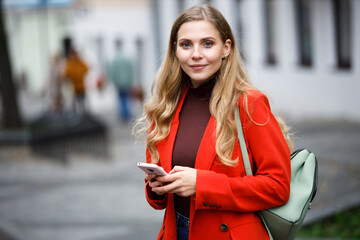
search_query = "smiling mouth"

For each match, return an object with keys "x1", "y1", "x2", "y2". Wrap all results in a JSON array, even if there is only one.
[{"x1": 190, "y1": 64, "x2": 207, "y2": 70}]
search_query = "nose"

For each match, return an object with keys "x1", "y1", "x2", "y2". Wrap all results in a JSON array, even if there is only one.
[{"x1": 191, "y1": 45, "x2": 203, "y2": 59}]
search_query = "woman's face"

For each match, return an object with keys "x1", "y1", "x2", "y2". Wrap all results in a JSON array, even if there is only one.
[{"x1": 175, "y1": 20, "x2": 231, "y2": 88}]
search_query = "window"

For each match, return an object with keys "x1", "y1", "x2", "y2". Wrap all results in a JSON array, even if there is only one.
[
  {"x1": 333, "y1": 0, "x2": 352, "y2": 69},
  {"x1": 263, "y1": 0, "x2": 276, "y2": 65},
  {"x1": 295, "y1": 0, "x2": 313, "y2": 67}
]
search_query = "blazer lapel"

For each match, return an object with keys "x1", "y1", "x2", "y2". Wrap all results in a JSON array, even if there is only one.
[
  {"x1": 194, "y1": 116, "x2": 217, "y2": 170},
  {"x1": 189, "y1": 115, "x2": 217, "y2": 226},
  {"x1": 158, "y1": 89, "x2": 188, "y2": 173}
]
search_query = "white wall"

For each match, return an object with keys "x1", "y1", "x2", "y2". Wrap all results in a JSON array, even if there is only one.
[
  {"x1": 150, "y1": 0, "x2": 360, "y2": 122},
  {"x1": 152, "y1": 0, "x2": 360, "y2": 121},
  {"x1": 233, "y1": 0, "x2": 360, "y2": 122}
]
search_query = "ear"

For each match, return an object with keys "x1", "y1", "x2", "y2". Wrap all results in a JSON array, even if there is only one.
[{"x1": 223, "y1": 39, "x2": 231, "y2": 58}]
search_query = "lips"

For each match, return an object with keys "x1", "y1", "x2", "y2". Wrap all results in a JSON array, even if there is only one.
[{"x1": 190, "y1": 64, "x2": 207, "y2": 70}]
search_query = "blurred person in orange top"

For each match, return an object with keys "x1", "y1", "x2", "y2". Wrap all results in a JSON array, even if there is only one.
[{"x1": 63, "y1": 49, "x2": 89, "y2": 114}]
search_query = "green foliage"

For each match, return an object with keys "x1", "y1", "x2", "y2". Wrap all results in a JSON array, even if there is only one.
[{"x1": 298, "y1": 205, "x2": 360, "y2": 238}]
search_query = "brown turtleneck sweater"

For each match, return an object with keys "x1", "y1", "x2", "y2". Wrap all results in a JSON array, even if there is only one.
[{"x1": 172, "y1": 78, "x2": 215, "y2": 218}]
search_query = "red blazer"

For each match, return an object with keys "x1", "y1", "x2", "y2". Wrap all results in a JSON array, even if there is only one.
[{"x1": 145, "y1": 89, "x2": 291, "y2": 240}]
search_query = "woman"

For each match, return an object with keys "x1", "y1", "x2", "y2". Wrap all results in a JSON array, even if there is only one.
[{"x1": 136, "y1": 4, "x2": 292, "y2": 240}]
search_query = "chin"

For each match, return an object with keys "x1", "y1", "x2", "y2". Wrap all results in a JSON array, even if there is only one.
[{"x1": 188, "y1": 74, "x2": 211, "y2": 82}]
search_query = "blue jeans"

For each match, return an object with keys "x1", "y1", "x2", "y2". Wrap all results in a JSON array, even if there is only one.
[
  {"x1": 118, "y1": 90, "x2": 130, "y2": 121},
  {"x1": 175, "y1": 211, "x2": 189, "y2": 240}
]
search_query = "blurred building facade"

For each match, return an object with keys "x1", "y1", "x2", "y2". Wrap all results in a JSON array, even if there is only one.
[
  {"x1": 3, "y1": 0, "x2": 74, "y2": 92},
  {"x1": 3, "y1": 0, "x2": 360, "y2": 122}
]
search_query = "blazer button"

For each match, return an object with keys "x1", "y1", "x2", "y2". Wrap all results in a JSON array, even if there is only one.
[
  {"x1": 216, "y1": 205, "x2": 222, "y2": 209},
  {"x1": 220, "y1": 223, "x2": 228, "y2": 232},
  {"x1": 203, "y1": 202, "x2": 209, "y2": 207},
  {"x1": 210, "y1": 204, "x2": 215, "y2": 208}
]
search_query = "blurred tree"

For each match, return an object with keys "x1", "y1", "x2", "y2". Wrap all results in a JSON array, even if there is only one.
[{"x1": 0, "y1": 0, "x2": 22, "y2": 129}]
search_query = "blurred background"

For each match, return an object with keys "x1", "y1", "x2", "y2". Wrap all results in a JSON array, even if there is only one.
[{"x1": 0, "y1": 0, "x2": 359, "y2": 240}]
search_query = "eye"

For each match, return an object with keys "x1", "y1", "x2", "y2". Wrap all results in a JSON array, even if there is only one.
[
  {"x1": 180, "y1": 42, "x2": 191, "y2": 48},
  {"x1": 203, "y1": 41, "x2": 213, "y2": 47}
]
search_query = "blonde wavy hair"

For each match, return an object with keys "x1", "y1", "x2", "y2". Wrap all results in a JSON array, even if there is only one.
[{"x1": 135, "y1": 5, "x2": 293, "y2": 166}]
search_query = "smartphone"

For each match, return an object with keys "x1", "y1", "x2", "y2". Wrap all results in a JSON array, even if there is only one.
[{"x1": 137, "y1": 162, "x2": 168, "y2": 176}]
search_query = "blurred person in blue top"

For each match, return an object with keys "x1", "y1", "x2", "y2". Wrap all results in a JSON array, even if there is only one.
[{"x1": 107, "y1": 39, "x2": 134, "y2": 122}]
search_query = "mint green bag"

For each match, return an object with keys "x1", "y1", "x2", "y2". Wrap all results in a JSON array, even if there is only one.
[{"x1": 235, "y1": 108, "x2": 318, "y2": 240}]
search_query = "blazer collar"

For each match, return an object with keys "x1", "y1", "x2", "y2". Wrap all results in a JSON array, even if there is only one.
[
  {"x1": 194, "y1": 116, "x2": 217, "y2": 170},
  {"x1": 158, "y1": 88, "x2": 217, "y2": 173}
]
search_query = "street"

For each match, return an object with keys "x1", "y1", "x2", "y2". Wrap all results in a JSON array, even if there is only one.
[{"x1": 0, "y1": 116, "x2": 359, "y2": 240}]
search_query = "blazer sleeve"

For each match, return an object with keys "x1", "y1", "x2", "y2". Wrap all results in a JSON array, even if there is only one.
[
  {"x1": 195, "y1": 91, "x2": 291, "y2": 212},
  {"x1": 144, "y1": 148, "x2": 168, "y2": 210}
]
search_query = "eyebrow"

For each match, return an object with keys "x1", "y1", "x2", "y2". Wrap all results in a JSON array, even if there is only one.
[{"x1": 178, "y1": 36, "x2": 217, "y2": 42}]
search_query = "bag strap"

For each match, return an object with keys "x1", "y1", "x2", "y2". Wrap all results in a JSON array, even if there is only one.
[
  {"x1": 235, "y1": 106, "x2": 273, "y2": 240},
  {"x1": 235, "y1": 106, "x2": 252, "y2": 176}
]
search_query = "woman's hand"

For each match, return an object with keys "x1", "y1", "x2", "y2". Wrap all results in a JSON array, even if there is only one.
[
  {"x1": 150, "y1": 166, "x2": 197, "y2": 197},
  {"x1": 145, "y1": 173, "x2": 166, "y2": 194}
]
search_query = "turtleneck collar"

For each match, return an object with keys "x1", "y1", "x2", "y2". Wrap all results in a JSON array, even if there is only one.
[{"x1": 187, "y1": 78, "x2": 216, "y2": 101}]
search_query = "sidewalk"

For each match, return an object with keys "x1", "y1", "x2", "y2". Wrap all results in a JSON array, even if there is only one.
[
  {"x1": 0, "y1": 116, "x2": 164, "y2": 240},
  {"x1": 0, "y1": 90, "x2": 359, "y2": 239},
  {"x1": 291, "y1": 120, "x2": 360, "y2": 225}
]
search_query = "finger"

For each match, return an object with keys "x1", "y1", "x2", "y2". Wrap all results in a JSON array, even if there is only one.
[
  {"x1": 145, "y1": 173, "x2": 156, "y2": 181},
  {"x1": 168, "y1": 185, "x2": 195, "y2": 197},
  {"x1": 166, "y1": 187, "x2": 191, "y2": 197},
  {"x1": 152, "y1": 180, "x2": 180, "y2": 194},
  {"x1": 149, "y1": 180, "x2": 163, "y2": 188},
  {"x1": 151, "y1": 183, "x2": 170, "y2": 195},
  {"x1": 151, "y1": 189, "x2": 167, "y2": 195},
  {"x1": 169, "y1": 166, "x2": 187, "y2": 174},
  {"x1": 156, "y1": 174, "x2": 178, "y2": 183}
]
